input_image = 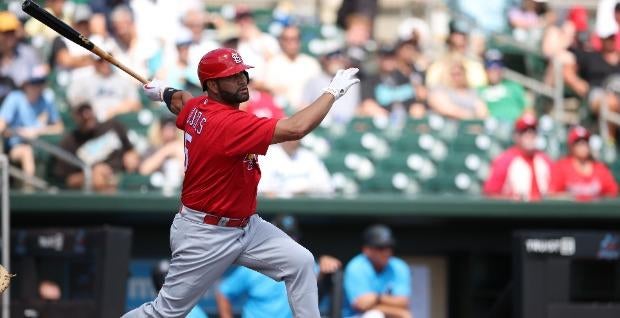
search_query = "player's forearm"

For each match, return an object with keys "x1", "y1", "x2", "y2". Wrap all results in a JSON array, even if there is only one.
[
  {"x1": 36, "y1": 122, "x2": 64, "y2": 135},
  {"x1": 378, "y1": 294, "x2": 409, "y2": 308},
  {"x1": 272, "y1": 93, "x2": 335, "y2": 143},
  {"x1": 138, "y1": 149, "x2": 169, "y2": 175},
  {"x1": 169, "y1": 91, "x2": 194, "y2": 115},
  {"x1": 372, "y1": 304, "x2": 413, "y2": 318}
]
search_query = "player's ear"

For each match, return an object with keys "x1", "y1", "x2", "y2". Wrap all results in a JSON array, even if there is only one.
[{"x1": 205, "y1": 79, "x2": 218, "y2": 94}]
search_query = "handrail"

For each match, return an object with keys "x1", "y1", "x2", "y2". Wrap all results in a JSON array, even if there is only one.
[
  {"x1": 8, "y1": 165, "x2": 50, "y2": 191},
  {"x1": 10, "y1": 132, "x2": 93, "y2": 192},
  {"x1": 0, "y1": 155, "x2": 10, "y2": 318},
  {"x1": 599, "y1": 90, "x2": 620, "y2": 161}
]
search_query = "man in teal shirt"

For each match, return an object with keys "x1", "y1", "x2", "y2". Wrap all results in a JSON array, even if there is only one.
[
  {"x1": 478, "y1": 49, "x2": 526, "y2": 123},
  {"x1": 343, "y1": 224, "x2": 412, "y2": 318}
]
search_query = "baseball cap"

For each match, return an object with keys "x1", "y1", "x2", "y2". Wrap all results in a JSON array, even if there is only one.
[
  {"x1": 567, "y1": 126, "x2": 591, "y2": 145},
  {"x1": 567, "y1": 6, "x2": 588, "y2": 33},
  {"x1": 72, "y1": 4, "x2": 93, "y2": 24},
  {"x1": 484, "y1": 49, "x2": 504, "y2": 69},
  {"x1": 514, "y1": 114, "x2": 538, "y2": 133},
  {"x1": 363, "y1": 224, "x2": 396, "y2": 248},
  {"x1": 449, "y1": 19, "x2": 469, "y2": 35},
  {"x1": 272, "y1": 215, "x2": 301, "y2": 241},
  {"x1": 0, "y1": 11, "x2": 20, "y2": 33},
  {"x1": 175, "y1": 28, "x2": 193, "y2": 47},
  {"x1": 23, "y1": 65, "x2": 49, "y2": 85}
]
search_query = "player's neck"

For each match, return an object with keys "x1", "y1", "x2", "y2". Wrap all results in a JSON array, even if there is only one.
[{"x1": 209, "y1": 95, "x2": 240, "y2": 109}]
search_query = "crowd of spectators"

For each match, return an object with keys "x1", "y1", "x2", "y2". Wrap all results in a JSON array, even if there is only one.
[{"x1": 0, "y1": 0, "x2": 619, "y2": 202}]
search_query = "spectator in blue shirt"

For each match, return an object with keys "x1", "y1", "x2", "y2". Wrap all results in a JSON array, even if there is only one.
[
  {"x1": 343, "y1": 224, "x2": 412, "y2": 318},
  {"x1": 216, "y1": 215, "x2": 342, "y2": 318},
  {"x1": 0, "y1": 66, "x2": 63, "y2": 187},
  {"x1": 151, "y1": 259, "x2": 209, "y2": 318}
]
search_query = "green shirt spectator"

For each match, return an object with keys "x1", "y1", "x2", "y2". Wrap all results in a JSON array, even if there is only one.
[
  {"x1": 478, "y1": 49, "x2": 526, "y2": 122},
  {"x1": 478, "y1": 79, "x2": 526, "y2": 122}
]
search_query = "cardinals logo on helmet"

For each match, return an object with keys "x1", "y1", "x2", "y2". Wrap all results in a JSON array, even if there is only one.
[{"x1": 231, "y1": 52, "x2": 243, "y2": 64}]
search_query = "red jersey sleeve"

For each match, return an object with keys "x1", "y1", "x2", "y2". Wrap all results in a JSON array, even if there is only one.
[
  {"x1": 596, "y1": 163, "x2": 619, "y2": 198},
  {"x1": 549, "y1": 159, "x2": 567, "y2": 194},
  {"x1": 483, "y1": 150, "x2": 512, "y2": 196},
  {"x1": 220, "y1": 110, "x2": 279, "y2": 156}
]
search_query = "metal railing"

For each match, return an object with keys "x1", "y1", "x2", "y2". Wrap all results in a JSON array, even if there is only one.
[
  {"x1": 19, "y1": 134, "x2": 92, "y2": 192},
  {"x1": 599, "y1": 88, "x2": 620, "y2": 162},
  {"x1": 1, "y1": 155, "x2": 10, "y2": 318}
]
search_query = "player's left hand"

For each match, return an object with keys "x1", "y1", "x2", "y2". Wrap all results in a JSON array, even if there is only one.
[
  {"x1": 143, "y1": 79, "x2": 164, "y2": 102},
  {"x1": 324, "y1": 68, "x2": 360, "y2": 100},
  {"x1": 318, "y1": 255, "x2": 341, "y2": 274}
]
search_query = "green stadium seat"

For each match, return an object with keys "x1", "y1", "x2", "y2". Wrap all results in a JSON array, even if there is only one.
[
  {"x1": 114, "y1": 111, "x2": 154, "y2": 136},
  {"x1": 434, "y1": 172, "x2": 482, "y2": 195},
  {"x1": 360, "y1": 173, "x2": 397, "y2": 193},
  {"x1": 323, "y1": 151, "x2": 350, "y2": 173},
  {"x1": 458, "y1": 119, "x2": 486, "y2": 135},
  {"x1": 376, "y1": 153, "x2": 410, "y2": 173},
  {"x1": 348, "y1": 117, "x2": 378, "y2": 133},
  {"x1": 119, "y1": 173, "x2": 156, "y2": 192},
  {"x1": 60, "y1": 110, "x2": 76, "y2": 131},
  {"x1": 402, "y1": 117, "x2": 432, "y2": 135},
  {"x1": 451, "y1": 134, "x2": 493, "y2": 153}
]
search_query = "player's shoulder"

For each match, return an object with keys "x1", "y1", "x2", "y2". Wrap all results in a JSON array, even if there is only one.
[{"x1": 346, "y1": 254, "x2": 373, "y2": 272}]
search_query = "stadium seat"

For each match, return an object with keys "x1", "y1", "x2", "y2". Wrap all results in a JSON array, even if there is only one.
[
  {"x1": 118, "y1": 173, "x2": 155, "y2": 192},
  {"x1": 323, "y1": 151, "x2": 350, "y2": 174}
]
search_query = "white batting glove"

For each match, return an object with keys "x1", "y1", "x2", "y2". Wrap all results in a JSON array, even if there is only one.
[
  {"x1": 143, "y1": 79, "x2": 164, "y2": 102},
  {"x1": 323, "y1": 68, "x2": 361, "y2": 100}
]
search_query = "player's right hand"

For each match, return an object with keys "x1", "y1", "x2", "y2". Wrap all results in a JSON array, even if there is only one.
[
  {"x1": 324, "y1": 68, "x2": 360, "y2": 100},
  {"x1": 143, "y1": 79, "x2": 164, "y2": 102}
]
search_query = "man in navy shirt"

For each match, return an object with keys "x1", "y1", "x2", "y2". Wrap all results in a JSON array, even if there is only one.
[{"x1": 343, "y1": 224, "x2": 412, "y2": 318}]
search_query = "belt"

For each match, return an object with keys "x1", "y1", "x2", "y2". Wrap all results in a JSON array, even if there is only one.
[{"x1": 180, "y1": 205, "x2": 251, "y2": 228}]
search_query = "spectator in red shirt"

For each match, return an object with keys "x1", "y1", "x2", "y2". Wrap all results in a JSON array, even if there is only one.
[
  {"x1": 483, "y1": 114, "x2": 553, "y2": 201},
  {"x1": 550, "y1": 126, "x2": 618, "y2": 201}
]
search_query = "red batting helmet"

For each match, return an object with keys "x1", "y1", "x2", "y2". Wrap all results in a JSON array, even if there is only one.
[{"x1": 197, "y1": 48, "x2": 253, "y2": 84}]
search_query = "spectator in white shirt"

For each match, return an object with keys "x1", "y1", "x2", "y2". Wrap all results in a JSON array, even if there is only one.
[
  {"x1": 67, "y1": 55, "x2": 141, "y2": 122},
  {"x1": 264, "y1": 25, "x2": 321, "y2": 110},
  {"x1": 259, "y1": 140, "x2": 333, "y2": 198},
  {"x1": 108, "y1": 5, "x2": 156, "y2": 80}
]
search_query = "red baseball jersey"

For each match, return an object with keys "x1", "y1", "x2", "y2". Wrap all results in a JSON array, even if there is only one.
[
  {"x1": 176, "y1": 95, "x2": 279, "y2": 218},
  {"x1": 550, "y1": 157, "x2": 619, "y2": 201}
]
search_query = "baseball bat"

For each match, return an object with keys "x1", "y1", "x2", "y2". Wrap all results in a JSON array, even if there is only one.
[{"x1": 21, "y1": 0, "x2": 148, "y2": 84}]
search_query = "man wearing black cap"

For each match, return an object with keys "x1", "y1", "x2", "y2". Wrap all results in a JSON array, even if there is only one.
[{"x1": 343, "y1": 224, "x2": 412, "y2": 318}]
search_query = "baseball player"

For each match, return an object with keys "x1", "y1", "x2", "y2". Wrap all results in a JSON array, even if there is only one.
[{"x1": 123, "y1": 47, "x2": 359, "y2": 318}]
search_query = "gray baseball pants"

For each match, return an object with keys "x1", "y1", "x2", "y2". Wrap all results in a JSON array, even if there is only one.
[{"x1": 122, "y1": 206, "x2": 320, "y2": 318}]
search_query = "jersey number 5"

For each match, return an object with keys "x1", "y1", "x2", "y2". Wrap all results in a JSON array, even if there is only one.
[{"x1": 184, "y1": 132, "x2": 192, "y2": 172}]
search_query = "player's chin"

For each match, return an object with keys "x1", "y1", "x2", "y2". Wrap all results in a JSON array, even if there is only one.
[{"x1": 238, "y1": 91, "x2": 250, "y2": 102}]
